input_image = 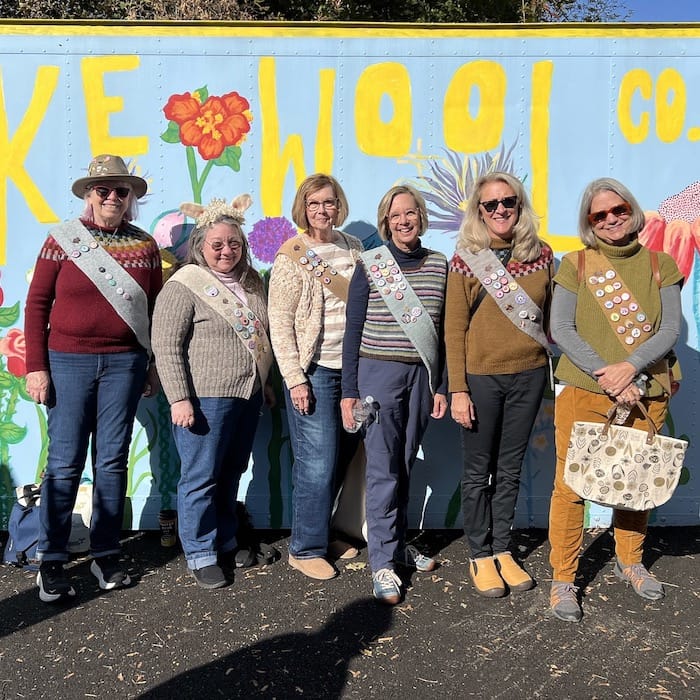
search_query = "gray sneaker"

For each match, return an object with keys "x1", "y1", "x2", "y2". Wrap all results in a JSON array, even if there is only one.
[
  {"x1": 395, "y1": 544, "x2": 437, "y2": 572},
  {"x1": 372, "y1": 568, "x2": 402, "y2": 605},
  {"x1": 614, "y1": 560, "x2": 665, "y2": 600},
  {"x1": 550, "y1": 581, "x2": 582, "y2": 622}
]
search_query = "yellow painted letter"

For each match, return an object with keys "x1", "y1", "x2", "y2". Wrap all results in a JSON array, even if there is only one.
[
  {"x1": 81, "y1": 56, "x2": 148, "y2": 156},
  {"x1": 355, "y1": 63, "x2": 411, "y2": 157},
  {"x1": 655, "y1": 68, "x2": 685, "y2": 143},
  {"x1": 444, "y1": 61, "x2": 505, "y2": 153},
  {"x1": 618, "y1": 69, "x2": 652, "y2": 144}
]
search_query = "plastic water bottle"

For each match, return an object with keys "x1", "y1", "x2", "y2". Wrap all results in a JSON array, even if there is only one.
[{"x1": 347, "y1": 396, "x2": 378, "y2": 433}]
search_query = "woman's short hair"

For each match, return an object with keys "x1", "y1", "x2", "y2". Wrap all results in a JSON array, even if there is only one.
[
  {"x1": 578, "y1": 178, "x2": 646, "y2": 248},
  {"x1": 458, "y1": 172, "x2": 541, "y2": 263},
  {"x1": 291, "y1": 173, "x2": 349, "y2": 231},
  {"x1": 376, "y1": 184, "x2": 428, "y2": 241},
  {"x1": 81, "y1": 182, "x2": 140, "y2": 224},
  {"x1": 186, "y1": 215, "x2": 263, "y2": 293}
]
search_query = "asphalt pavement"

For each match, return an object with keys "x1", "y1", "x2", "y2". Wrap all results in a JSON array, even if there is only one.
[{"x1": 0, "y1": 526, "x2": 698, "y2": 699}]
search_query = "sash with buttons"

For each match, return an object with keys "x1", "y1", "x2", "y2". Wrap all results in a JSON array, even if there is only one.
[
  {"x1": 456, "y1": 246, "x2": 551, "y2": 353},
  {"x1": 360, "y1": 246, "x2": 440, "y2": 394},
  {"x1": 277, "y1": 234, "x2": 350, "y2": 303},
  {"x1": 577, "y1": 248, "x2": 670, "y2": 393},
  {"x1": 171, "y1": 264, "x2": 273, "y2": 386},
  {"x1": 50, "y1": 219, "x2": 151, "y2": 354}
]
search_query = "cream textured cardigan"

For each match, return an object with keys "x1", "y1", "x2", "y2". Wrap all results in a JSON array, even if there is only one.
[{"x1": 268, "y1": 231, "x2": 363, "y2": 390}]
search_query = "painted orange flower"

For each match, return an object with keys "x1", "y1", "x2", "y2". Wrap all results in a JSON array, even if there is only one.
[
  {"x1": 163, "y1": 90, "x2": 252, "y2": 161},
  {"x1": 639, "y1": 182, "x2": 700, "y2": 280}
]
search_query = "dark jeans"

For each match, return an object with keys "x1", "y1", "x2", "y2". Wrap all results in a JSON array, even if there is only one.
[
  {"x1": 38, "y1": 350, "x2": 148, "y2": 561},
  {"x1": 460, "y1": 367, "x2": 546, "y2": 559}
]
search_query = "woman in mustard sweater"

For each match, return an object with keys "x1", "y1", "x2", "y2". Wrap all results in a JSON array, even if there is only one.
[{"x1": 445, "y1": 172, "x2": 553, "y2": 598}]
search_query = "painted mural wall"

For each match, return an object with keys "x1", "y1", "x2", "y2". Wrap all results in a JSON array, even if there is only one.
[{"x1": 0, "y1": 21, "x2": 697, "y2": 530}]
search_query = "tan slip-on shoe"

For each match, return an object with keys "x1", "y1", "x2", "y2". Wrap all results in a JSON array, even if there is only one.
[
  {"x1": 494, "y1": 552, "x2": 535, "y2": 591},
  {"x1": 288, "y1": 554, "x2": 338, "y2": 580},
  {"x1": 328, "y1": 539, "x2": 360, "y2": 560},
  {"x1": 469, "y1": 556, "x2": 506, "y2": 597}
]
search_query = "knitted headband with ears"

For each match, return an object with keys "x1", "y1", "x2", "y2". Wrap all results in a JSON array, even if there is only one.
[{"x1": 180, "y1": 194, "x2": 253, "y2": 228}]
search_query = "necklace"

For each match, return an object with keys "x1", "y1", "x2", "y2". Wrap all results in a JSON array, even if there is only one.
[{"x1": 95, "y1": 224, "x2": 122, "y2": 248}]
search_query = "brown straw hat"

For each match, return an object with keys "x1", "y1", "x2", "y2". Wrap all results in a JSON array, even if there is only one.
[{"x1": 71, "y1": 154, "x2": 148, "y2": 199}]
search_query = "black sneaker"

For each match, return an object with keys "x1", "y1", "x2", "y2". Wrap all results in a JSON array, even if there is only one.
[
  {"x1": 190, "y1": 564, "x2": 227, "y2": 589},
  {"x1": 37, "y1": 561, "x2": 76, "y2": 603},
  {"x1": 90, "y1": 554, "x2": 132, "y2": 590}
]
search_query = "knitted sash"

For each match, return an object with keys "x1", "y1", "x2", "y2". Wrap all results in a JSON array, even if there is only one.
[
  {"x1": 50, "y1": 219, "x2": 151, "y2": 354},
  {"x1": 170, "y1": 265, "x2": 272, "y2": 386},
  {"x1": 278, "y1": 234, "x2": 350, "y2": 303},
  {"x1": 360, "y1": 246, "x2": 441, "y2": 393}
]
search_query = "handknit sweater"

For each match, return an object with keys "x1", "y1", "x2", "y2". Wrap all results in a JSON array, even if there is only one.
[
  {"x1": 342, "y1": 239, "x2": 448, "y2": 399},
  {"x1": 268, "y1": 231, "x2": 363, "y2": 389},
  {"x1": 552, "y1": 239, "x2": 683, "y2": 396},
  {"x1": 24, "y1": 220, "x2": 162, "y2": 373},
  {"x1": 151, "y1": 266, "x2": 269, "y2": 403},
  {"x1": 445, "y1": 240, "x2": 554, "y2": 393}
]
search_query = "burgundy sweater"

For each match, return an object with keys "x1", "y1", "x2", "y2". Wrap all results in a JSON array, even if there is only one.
[{"x1": 24, "y1": 220, "x2": 163, "y2": 373}]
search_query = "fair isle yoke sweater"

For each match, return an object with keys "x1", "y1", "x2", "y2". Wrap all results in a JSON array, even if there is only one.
[
  {"x1": 24, "y1": 220, "x2": 162, "y2": 373},
  {"x1": 444, "y1": 241, "x2": 554, "y2": 394}
]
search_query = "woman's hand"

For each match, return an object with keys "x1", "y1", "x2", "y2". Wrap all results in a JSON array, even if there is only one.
[
  {"x1": 171, "y1": 399, "x2": 195, "y2": 428},
  {"x1": 615, "y1": 383, "x2": 642, "y2": 406},
  {"x1": 143, "y1": 363, "x2": 161, "y2": 398},
  {"x1": 341, "y1": 397, "x2": 360, "y2": 431},
  {"x1": 593, "y1": 361, "x2": 636, "y2": 398},
  {"x1": 431, "y1": 393, "x2": 448, "y2": 419},
  {"x1": 26, "y1": 370, "x2": 50, "y2": 405},
  {"x1": 289, "y1": 382, "x2": 312, "y2": 415},
  {"x1": 450, "y1": 391, "x2": 476, "y2": 429}
]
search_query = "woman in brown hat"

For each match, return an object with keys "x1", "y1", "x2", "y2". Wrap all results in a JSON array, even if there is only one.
[{"x1": 24, "y1": 154, "x2": 162, "y2": 603}]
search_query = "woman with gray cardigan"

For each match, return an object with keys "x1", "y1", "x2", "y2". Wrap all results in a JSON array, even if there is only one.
[{"x1": 152, "y1": 195, "x2": 273, "y2": 589}]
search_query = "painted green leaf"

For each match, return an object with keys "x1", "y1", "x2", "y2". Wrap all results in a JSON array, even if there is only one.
[
  {"x1": 0, "y1": 370, "x2": 13, "y2": 389},
  {"x1": 213, "y1": 146, "x2": 242, "y2": 172},
  {"x1": 0, "y1": 302, "x2": 20, "y2": 327},
  {"x1": 160, "y1": 121, "x2": 181, "y2": 144},
  {"x1": 679, "y1": 466, "x2": 690, "y2": 485},
  {"x1": 0, "y1": 422, "x2": 27, "y2": 444},
  {"x1": 194, "y1": 85, "x2": 209, "y2": 102}
]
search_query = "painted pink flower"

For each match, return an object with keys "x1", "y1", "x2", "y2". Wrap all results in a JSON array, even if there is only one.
[
  {"x1": 639, "y1": 182, "x2": 700, "y2": 280},
  {"x1": 0, "y1": 328, "x2": 27, "y2": 377}
]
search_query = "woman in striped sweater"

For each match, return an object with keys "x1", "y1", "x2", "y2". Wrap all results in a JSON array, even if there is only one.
[{"x1": 341, "y1": 184, "x2": 448, "y2": 605}]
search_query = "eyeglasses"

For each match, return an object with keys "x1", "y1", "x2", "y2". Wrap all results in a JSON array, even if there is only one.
[
  {"x1": 205, "y1": 239, "x2": 242, "y2": 253},
  {"x1": 306, "y1": 198, "x2": 338, "y2": 213},
  {"x1": 587, "y1": 202, "x2": 632, "y2": 225},
  {"x1": 92, "y1": 185, "x2": 131, "y2": 199},
  {"x1": 479, "y1": 196, "x2": 518, "y2": 213},
  {"x1": 388, "y1": 210, "x2": 420, "y2": 224}
]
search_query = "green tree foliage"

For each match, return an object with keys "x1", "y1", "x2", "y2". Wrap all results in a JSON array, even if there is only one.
[{"x1": 0, "y1": 0, "x2": 629, "y2": 23}]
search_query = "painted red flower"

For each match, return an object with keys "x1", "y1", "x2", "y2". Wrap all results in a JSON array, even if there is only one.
[
  {"x1": 163, "y1": 91, "x2": 252, "y2": 161},
  {"x1": 639, "y1": 182, "x2": 700, "y2": 280},
  {"x1": 0, "y1": 328, "x2": 26, "y2": 377}
]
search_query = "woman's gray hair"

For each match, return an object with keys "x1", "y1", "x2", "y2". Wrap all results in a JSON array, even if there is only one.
[
  {"x1": 578, "y1": 178, "x2": 646, "y2": 248},
  {"x1": 457, "y1": 172, "x2": 542, "y2": 263},
  {"x1": 376, "y1": 184, "x2": 428, "y2": 241},
  {"x1": 186, "y1": 215, "x2": 263, "y2": 293}
]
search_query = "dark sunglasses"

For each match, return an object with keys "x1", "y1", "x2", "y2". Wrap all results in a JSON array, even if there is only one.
[
  {"x1": 587, "y1": 202, "x2": 632, "y2": 225},
  {"x1": 479, "y1": 196, "x2": 518, "y2": 213},
  {"x1": 92, "y1": 185, "x2": 131, "y2": 199}
]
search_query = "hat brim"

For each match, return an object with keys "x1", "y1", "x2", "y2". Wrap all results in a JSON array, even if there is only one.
[{"x1": 71, "y1": 174, "x2": 148, "y2": 199}]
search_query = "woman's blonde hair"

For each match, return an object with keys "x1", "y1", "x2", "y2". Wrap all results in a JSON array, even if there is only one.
[
  {"x1": 290, "y1": 173, "x2": 349, "y2": 231},
  {"x1": 376, "y1": 184, "x2": 428, "y2": 241},
  {"x1": 458, "y1": 172, "x2": 541, "y2": 263},
  {"x1": 578, "y1": 178, "x2": 646, "y2": 248},
  {"x1": 187, "y1": 215, "x2": 263, "y2": 294}
]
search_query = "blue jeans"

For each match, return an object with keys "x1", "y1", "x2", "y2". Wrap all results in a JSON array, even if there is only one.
[
  {"x1": 38, "y1": 350, "x2": 148, "y2": 561},
  {"x1": 286, "y1": 363, "x2": 349, "y2": 559},
  {"x1": 173, "y1": 393, "x2": 262, "y2": 570}
]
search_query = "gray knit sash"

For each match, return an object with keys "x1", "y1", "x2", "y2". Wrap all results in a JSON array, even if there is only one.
[
  {"x1": 456, "y1": 246, "x2": 551, "y2": 354},
  {"x1": 360, "y1": 246, "x2": 440, "y2": 394},
  {"x1": 50, "y1": 219, "x2": 151, "y2": 354},
  {"x1": 171, "y1": 265, "x2": 272, "y2": 386}
]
